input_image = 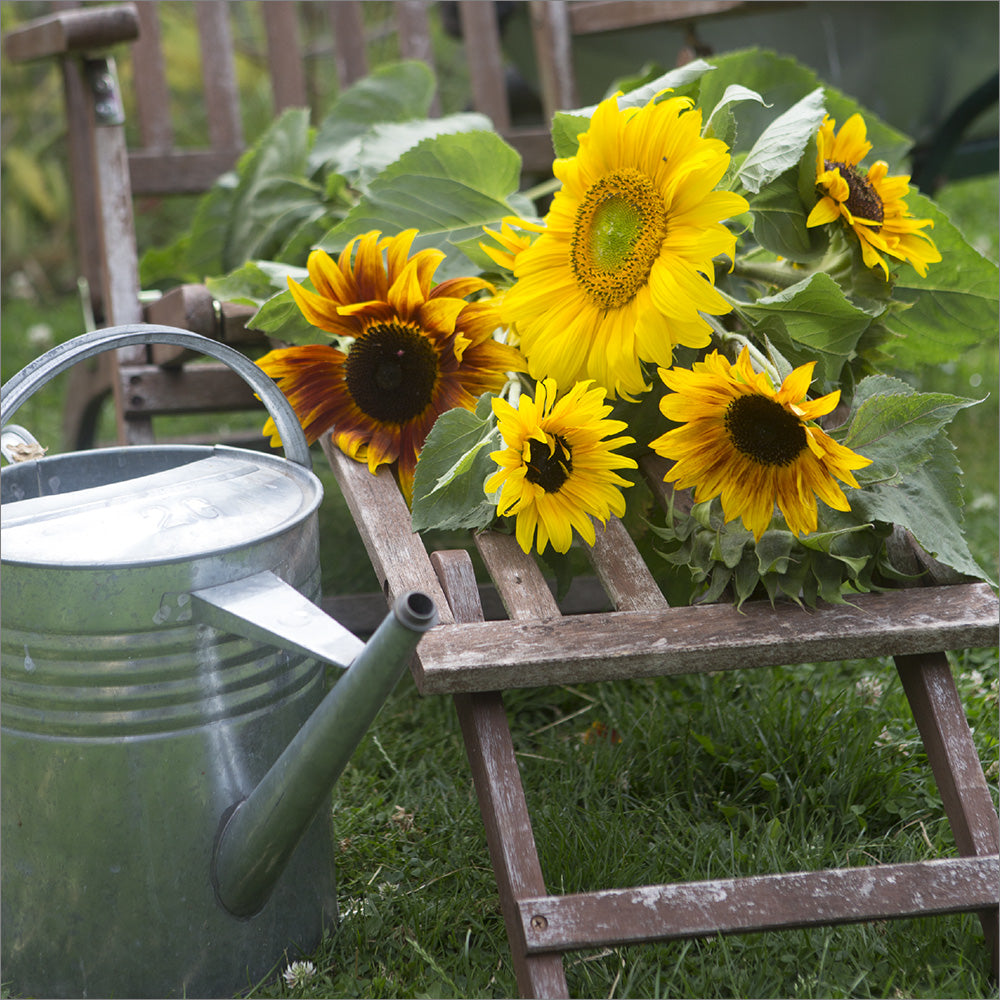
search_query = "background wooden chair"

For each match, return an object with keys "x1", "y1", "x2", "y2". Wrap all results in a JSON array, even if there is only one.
[{"x1": 1, "y1": 0, "x2": 561, "y2": 451}]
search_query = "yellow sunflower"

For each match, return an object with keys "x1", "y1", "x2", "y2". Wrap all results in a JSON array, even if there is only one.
[
  {"x1": 486, "y1": 378, "x2": 638, "y2": 555},
  {"x1": 259, "y1": 230, "x2": 524, "y2": 501},
  {"x1": 481, "y1": 91, "x2": 748, "y2": 400},
  {"x1": 807, "y1": 113, "x2": 941, "y2": 278},
  {"x1": 650, "y1": 347, "x2": 872, "y2": 539}
]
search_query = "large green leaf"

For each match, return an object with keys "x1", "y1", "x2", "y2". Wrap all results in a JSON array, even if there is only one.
[
  {"x1": 309, "y1": 61, "x2": 437, "y2": 175},
  {"x1": 736, "y1": 88, "x2": 826, "y2": 194},
  {"x1": 551, "y1": 60, "x2": 715, "y2": 159},
  {"x1": 206, "y1": 260, "x2": 307, "y2": 306},
  {"x1": 411, "y1": 394, "x2": 501, "y2": 532},
  {"x1": 880, "y1": 190, "x2": 1000, "y2": 365},
  {"x1": 695, "y1": 50, "x2": 912, "y2": 166},
  {"x1": 846, "y1": 434, "x2": 990, "y2": 584},
  {"x1": 840, "y1": 374, "x2": 982, "y2": 483},
  {"x1": 740, "y1": 272, "x2": 878, "y2": 386},
  {"x1": 318, "y1": 130, "x2": 522, "y2": 277}
]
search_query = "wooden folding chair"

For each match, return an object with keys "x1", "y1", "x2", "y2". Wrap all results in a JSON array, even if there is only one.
[{"x1": 323, "y1": 439, "x2": 999, "y2": 998}]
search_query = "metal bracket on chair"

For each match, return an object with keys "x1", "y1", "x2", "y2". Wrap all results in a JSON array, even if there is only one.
[{"x1": 84, "y1": 56, "x2": 125, "y2": 126}]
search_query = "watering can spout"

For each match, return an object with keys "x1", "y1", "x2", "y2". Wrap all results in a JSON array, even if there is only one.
[{"x1": 211, "y1": 590, "x2": 438, "y2": 918}]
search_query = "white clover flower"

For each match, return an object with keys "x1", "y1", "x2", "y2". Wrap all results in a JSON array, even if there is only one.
[{"x1": 282, "y1": 959, "x2": 317, "y2": 990}]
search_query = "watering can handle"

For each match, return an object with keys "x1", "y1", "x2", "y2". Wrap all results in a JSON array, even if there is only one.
[{"x1": 0, "y1": 324, "x2": 313, "y2": 469}]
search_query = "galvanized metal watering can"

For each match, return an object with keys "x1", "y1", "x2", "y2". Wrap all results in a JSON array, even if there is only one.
[{"x1": 0, "y1": 325, "x2": 438, "y2": 999}]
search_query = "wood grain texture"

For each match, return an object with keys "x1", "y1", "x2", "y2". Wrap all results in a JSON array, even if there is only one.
[
  {"x1": 518, "y1": 856, "x2": 1000, "y2": 952},
  {"x1": 413, "y1": 583, "x2": 999, "y2": 694}
]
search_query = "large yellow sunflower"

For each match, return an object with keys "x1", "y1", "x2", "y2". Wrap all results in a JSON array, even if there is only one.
[
  {"x1": 486, "y1": 378, "x2": 638, "y2": 555},
  {"x1": 806, "y1": 113, "x2": 941, "y2": 278},
  {"x1": 482, "y1": 92, "x2": 748, "y2": 400},
  {"x1": 650, "y1": 348, "x2": 872, "y2": 539},
  {"x1": 259, "y1": 230, "x2": 524, "y2": 501}
]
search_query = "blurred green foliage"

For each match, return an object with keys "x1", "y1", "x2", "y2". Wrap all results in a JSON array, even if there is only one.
[{"x1": 0, "y1": 0, "x2": 473, "y2": 301}]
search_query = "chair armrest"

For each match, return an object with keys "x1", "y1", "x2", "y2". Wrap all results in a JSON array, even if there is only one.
[{"x1": 3, "y1": 3, "x2": 139, "y2": 63}]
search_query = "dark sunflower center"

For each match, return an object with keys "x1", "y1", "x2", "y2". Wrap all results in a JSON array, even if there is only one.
[
  {"x1": 724, "y1": 394, "x2": 807, "y2": 467},
  {"x1": 570, "y1": 168, "x2": 669, "y2": 310},
  {"x1": 525, "y1": 434, "x2": 573, "y2": 493},
  {"x1": 824, "y1": 159, "x2": 884, "y2": 230},
  {"x1": 344, "y1": 321, "x2": 439, "y2": 424}
]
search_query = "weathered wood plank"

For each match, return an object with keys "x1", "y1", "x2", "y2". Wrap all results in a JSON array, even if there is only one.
[
  {"x1": 475, "y1": 530, "x2": 562, "y2": 620},
  {"x1": 323, "y1": 442, "x2": 454, "y2": 624},
  {"x1": 568, "y1": 0, "x2": 750, "y2": 35},
  {"x1": 517, "y1": 855, "x2": 1000, "y2": 952},
  {"x1": 434, "y1": 549, "x2": 572, "y2": 998},
  {"x1": 3, "y1": 5, "x2": 139, "y2": 62},
  {"x1": 118, "y1": 364, "x2": 259, "y2": 416},
  {"x1": 413, "y1": 583, "x2": 999, "y2": 694},
  {"x1": 587, "y1": 516, "x2": 669, "y2": 612}
]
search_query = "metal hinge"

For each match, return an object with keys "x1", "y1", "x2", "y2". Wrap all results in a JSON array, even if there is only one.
[{"x1": 84, "y1": 56, "x2": 125, "y2": 126}]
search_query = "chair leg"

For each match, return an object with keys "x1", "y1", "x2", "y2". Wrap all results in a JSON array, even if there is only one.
[
  {"x1": 429, "y1": 549, "x2": 569, "y2": 998},
  {"x1": 895, "y1": 651, "x2": 1000, "y2": 970},
  {"x1": 62, "y1": 351, "x2": 112, "y2": 450},
  {"x1": 454, "y1": 692, "x2": 571, "y2": 1000}
]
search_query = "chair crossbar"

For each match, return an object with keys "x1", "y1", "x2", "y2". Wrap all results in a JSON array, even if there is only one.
[
  {"x1": 517, "y1": 855, "x2": 1000, "y2": 953},
  {"x1": 413, "y1": 582, "x2": 999, "y2": 694}
]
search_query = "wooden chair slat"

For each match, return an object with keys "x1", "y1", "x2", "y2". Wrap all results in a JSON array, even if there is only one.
[
  {"x1": 527, "y1": 0, "x2": 577, "y2": 116},
  {"x1": 518, "y1": 855, "x2": 1000, "y2": 953},
  {"x1": 2, "y1": 4, "x2": 139, "y2": 61},
  {"x1": 568, "y1": 0, "x2": 749, "y2": 35},
  {"x1": 131, "y1": 1, "x2": 172, "y2": 150},
  {"x1": 118, "y1": 363, "x2": 261, "y2": 416},
  {"x1": 431, "y1": 549, "x2": 572, "y2": 999},
  {"x1": 128, "y1": 149, "x2": 243, "y2": 196},
  {"x1": 323, "y1": 441, "x2": 454, "y2": 623},
  {"x1": 474, "y1": 530, "x2": 562, "y2": 620},
  {"x1": 587, "y1": 516, "x2": 669, "y2": 612},
  {"x1": 896, "y1": 651, "x2": 1000, "y2": 859},
  {"x1": 194, "y1": 1, "x2": 243, "y2": 153},
  {"x1": 458, "y1": 1, "x2": 511, "y2": 131},
  {"x1": 412, "y1": 583, "x2": 999, "y2": 694},
  {"x1": 261, "y1": 0, "x2": 308, "y2": 112},
  {"x1": 327, "y1": 0, "x2": 368, "y2": 89}
]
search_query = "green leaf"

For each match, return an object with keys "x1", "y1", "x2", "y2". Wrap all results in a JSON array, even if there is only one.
[
  {"x1": 846, "y1": 434, "x2": 992, "y2": 584},
  {"x1": 205, "y1": 260, "x2": 307, "y2": 307},
  {"x1": 350, "y1": 113, "x2": 495, "y2": 188},
  {"x1": 748, "y1": 163, "x2": 829, "y2": 262},
  {"x1": 221, "y1": 108, "x2": 316, "y2": 270},
  {"x1": 703, "y1": 83, "x2": 769, "y2": 144},
  {"x1": 841, "y1": 375, "x2": 982, "y2": 482},
  {"x1": 694, "y1": 50, "x2": 911, "y2": 166},
  {"x1": 551, "y1": 60, "x2": 715, "y2": 158},
  {"x1": 245, "y1": 288, "x2": 319, "y2": 345},
  {"x1": 310, "y1": 61, "x2": 437, "y2": 174},
  {"x1": 880, "y1": 189, "x2": 1000, "y2": 365},
  {"x1": 318, "y1": 130, "x2": 522, "y2": 278},
  {"x1": 736, "y1": 88, "x2": 826, "y2": 194},
  {"x1": 411, "y1": 395, "x2": 501, "y2": 532},
  {"x1": 740, "y1": 272, "x2": 877, "y2": 385}
]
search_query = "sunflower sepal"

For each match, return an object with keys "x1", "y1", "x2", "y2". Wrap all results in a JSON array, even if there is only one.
[{"x1": 651, "y1": 497, "x2": 895, "y2": 610}]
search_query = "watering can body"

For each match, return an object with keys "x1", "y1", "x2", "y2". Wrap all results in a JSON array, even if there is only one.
[{"x1": 0, "y1": 328, "x2": 437, "y2": 998}]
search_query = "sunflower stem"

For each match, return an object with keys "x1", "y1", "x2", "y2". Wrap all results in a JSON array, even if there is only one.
[
  {"x1": 707, "y1": 316, "x2": 782, "y2": 385},
  {"x1": 521, "y1": 177, "x2": 561, "y2": 204},
  {"x1": 731, "y1": 259, "x2": 811, "y2": 288}
]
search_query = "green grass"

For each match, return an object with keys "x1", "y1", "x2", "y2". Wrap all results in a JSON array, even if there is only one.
[{"x1": 2, "y1": 175, "x2": 997, "y2": 999}]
